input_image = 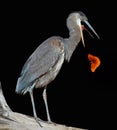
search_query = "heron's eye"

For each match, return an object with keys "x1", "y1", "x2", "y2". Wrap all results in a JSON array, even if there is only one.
[{"x1": 81, "y1": 18, "x2": 85, "y2": 22}]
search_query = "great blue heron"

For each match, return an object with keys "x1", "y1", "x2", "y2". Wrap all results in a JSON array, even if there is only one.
[{"x1": 15, "y1": 11, "x2": 99, "y2": 127}]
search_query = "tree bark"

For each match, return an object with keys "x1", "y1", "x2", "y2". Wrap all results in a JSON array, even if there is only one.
[{"x1": 0, "y1": 82, "x2": 86, "y2": 130}]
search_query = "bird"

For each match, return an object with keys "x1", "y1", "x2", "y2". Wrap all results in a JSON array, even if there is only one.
[{"x1": 15, "y1": 11, "x2": 100, "y2": 127}]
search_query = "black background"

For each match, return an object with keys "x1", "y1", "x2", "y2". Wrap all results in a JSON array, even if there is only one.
[{"x1": 1, "y1": 1, "x2": 117, "y2": 130}]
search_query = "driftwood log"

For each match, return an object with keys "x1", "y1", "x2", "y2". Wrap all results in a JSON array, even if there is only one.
[{"x1": 0, "y1": 82, "x2": 85, "y2": 130}]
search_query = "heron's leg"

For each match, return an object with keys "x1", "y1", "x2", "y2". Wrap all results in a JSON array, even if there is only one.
[
  {"x1": 43, "y1": 87, "x2": 51, "y2": 122},
  {"x1": 29, "y1": 90, "x2": 42, "y2": 127}
]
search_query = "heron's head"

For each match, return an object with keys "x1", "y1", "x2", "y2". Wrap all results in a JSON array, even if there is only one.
[{"x1": 67, "y1": 11, "x2": 100, "y2": 47}]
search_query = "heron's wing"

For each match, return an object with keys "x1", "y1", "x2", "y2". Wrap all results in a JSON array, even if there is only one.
[{"x1": 16, "y1": 36, "x2": 64, "y2": 94}]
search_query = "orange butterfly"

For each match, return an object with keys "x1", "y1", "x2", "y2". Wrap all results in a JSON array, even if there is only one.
[{"x1": 88, "y1": 54, "x2": 101, "y2": 72}]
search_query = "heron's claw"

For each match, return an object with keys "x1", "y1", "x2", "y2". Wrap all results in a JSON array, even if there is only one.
[
  {"x1": 47, "y1": 120, "x2": 57, "y2": 126},
  {"x1": 34, "y1": 116, "x2": 57, "y2": 127},
  {"x1": 34, "y1": 117, "x2": 43, "y2": 127}
]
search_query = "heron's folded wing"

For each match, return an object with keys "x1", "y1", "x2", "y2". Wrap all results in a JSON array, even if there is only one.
[{"x1": 16, "y1": 37, "x2": 63, "y2": 93}]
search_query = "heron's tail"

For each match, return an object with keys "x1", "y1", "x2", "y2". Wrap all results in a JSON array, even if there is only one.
[
  {"x1": 15, "y1": 77, "x2": 28, "y2": 95},
  {"x1": 15, "y1": 77, "x2": 22, "y2": 94},
  {"x1": 15, "y1": 77, "x2": 35, "y2": 95}
]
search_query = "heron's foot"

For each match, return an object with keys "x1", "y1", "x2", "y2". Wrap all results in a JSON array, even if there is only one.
[
  {"x1": 34, "y1": 117, "x2": 43, "y2": 127},
  {"x1": 34, "y1": 117, "x2": 56, "y2": 126},
  {"x1": 47, "y1": 120, "x2": 57, "y2": 126}
]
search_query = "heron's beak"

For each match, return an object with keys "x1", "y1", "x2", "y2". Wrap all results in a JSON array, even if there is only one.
[
  {"x1": 84, "y1": 20, "x2": 100, "y2": 39},
  {"x1": 77, "y1": 19, "x2": 85, "y2": 47}
]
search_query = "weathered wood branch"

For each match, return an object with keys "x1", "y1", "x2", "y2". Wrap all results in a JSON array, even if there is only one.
[{"x1": 0, "y1": 82, "x2": 86, "y2": 130}]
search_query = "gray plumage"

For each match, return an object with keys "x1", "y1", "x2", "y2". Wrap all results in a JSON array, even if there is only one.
[
  {"x1": 15, "y1": 11, "x2": 99, "y2": 127},
  {"x1": 16, "y1": 36, "x2": 64, "y2": 94}
]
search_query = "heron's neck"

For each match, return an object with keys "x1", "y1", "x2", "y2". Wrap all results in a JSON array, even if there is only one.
[{"x1": 64, "y1": 28, "x2": 81, "y2": 62}]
